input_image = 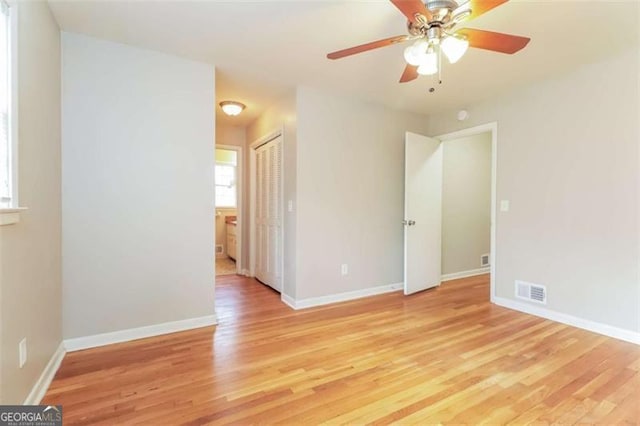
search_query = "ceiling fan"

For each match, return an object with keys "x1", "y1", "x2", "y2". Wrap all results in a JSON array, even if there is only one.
[{"x1": 326, "y1": 0, "x2": 530, "y2": 83}]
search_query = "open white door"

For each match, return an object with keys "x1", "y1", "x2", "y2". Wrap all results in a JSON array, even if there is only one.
[{"x1": 404, "y1": 131, "x2": 443, "y2": 295}]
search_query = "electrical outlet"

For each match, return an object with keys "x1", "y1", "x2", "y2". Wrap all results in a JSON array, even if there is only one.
[
  {"x1": 341, "y1": 264, "x2": 348, "y2": 276},
  {"x1": 19, "y1": 338, "x2": 27, "y2": 368},
  {"x1": 287, "y1": 200, "x2": 293, "y2": 212}
]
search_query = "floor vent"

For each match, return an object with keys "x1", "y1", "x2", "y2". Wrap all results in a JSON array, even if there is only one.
[
  {"x1": 216, "y1": 244, "x2": 224, "y2": 254},
  {"x1": 481, "y1": 254, "x2": 490, "y2": 267},
  {"x1": 515, "y1": 280, "x2": 547, "y2": 304}
]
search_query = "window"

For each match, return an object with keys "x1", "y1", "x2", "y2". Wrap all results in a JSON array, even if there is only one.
[
  {"x1": 0, "y1": 0, "x2": 16, "y2": 209},
  {"x1": 215, "y1": 148, "x2": 238, "y2": 208},
  {"x1": 215, "y1": 164, "x2": 237, "y2": 207}
]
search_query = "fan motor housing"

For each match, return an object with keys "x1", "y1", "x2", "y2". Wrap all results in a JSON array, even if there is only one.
[
  {"x1": 407, "y1": 0, "x2": 462, "y2": 32},
  {"x1": 425, "y1": 0, "x2": 459, "y2": 13}
]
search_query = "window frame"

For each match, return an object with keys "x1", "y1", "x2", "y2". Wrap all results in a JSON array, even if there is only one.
[
  {"x1": 0, "y1": 0, "x2": 24, "y2": 225},
  {"x1": 214, "y1": 161, "x2": 238, "y2": 209}
]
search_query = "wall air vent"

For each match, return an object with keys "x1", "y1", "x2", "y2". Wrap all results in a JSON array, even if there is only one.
[
  {"x1": 515, "y1": 280, "x2": 547, "y2": 304},
  {"x1": 481, "y1": 254, "x2": 490, "y2": 267}
]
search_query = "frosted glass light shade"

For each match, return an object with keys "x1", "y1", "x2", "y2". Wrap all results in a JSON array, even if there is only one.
[
  {"x1": 404, "y1": 40, "x2": 428, "y2": 66},
  {"x1": 417, "y1": 51, "x2": 438, "y2": 75},
  {"x1": 220, "y1": 101, "x2": 246, "y2": 116},
  {"x1": 441, "y1": 36, "x2": 469, "y2": 64}
]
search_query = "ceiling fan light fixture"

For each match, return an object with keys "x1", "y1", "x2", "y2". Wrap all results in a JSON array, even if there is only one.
[
  {"x1": 417, "y1": 51, "x2": 438, "y2": 75},
  {"x1": 403, "y1": 39, "x2": 429, "y2": 66},
  {"x1": 325, "y1": 0, "x2": 530, "y2": 84},
  {"x1": 219, "y1": 101, "x2": 246, "y2": 116},
  {"x1": 441, "y1": 35, "x2": 469, "y2": 64}
]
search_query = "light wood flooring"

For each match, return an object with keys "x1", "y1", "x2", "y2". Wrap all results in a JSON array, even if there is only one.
[{"x1": 44, "y1": 274, "x2": 640, "y2": 424}]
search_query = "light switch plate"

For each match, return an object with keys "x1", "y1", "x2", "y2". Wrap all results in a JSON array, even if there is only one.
[
  {"x1": 287, "y1": 200, "x2": 293, "y2": 212},
  {"x1": 500, "y1": 200, "x2": 510, "y2": 212}
]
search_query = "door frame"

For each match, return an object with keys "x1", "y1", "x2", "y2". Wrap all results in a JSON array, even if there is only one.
[
  {"x1": 435, "y1": 122, "x2": 498, "y2": 301},
  {"x1": 216, "y1": 144, "x2": 244, "y2": 275},
  {"x1": 249, "y1": 128, "x2": 284, "y2": 284}
]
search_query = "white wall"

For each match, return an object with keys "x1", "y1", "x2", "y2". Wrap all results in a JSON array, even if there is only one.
[
  {"x1": 0, "y1": 0, "x2": 61, "y2": 404},
  {"x1": 62, "y1": 33, "x2": 215, "y2": 339},
  {"x1": 427, "y1": 48, "x2": 639, "y2": 333},
  {"x1": 246, "y1": 92, "x2": 297, "y2": 297},
  {"x1": 442, "y1": 133, "x2": 492, "y2": 275},
  {"x1": 295, "y1": 86, "x2": 429, "y2": 300}
]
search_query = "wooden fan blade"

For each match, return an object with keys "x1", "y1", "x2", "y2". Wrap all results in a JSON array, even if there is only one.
[
  {"x1": 390, "y1": 0, "x2": 432, "y2": 24},
  {"x1": 457, "y1": 28, "x2": 530, "y2": 54},
  {"x1": 462, "y1": 0, "x2": 509, "y2": 22},
  {"x1": 399, "y1": 64, "x2": 418, "y2": 83},
  {"x1": 327, "y1": 35, "x2": 408, "y2": 60}
]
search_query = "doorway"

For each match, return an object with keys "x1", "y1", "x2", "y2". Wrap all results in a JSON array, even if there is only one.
[
  {"x1": 404, "y1": 123, "x2": 497, "y2": 298},
  {"x1": 441, "y1": 131, "x2": 492, "y2": 278},
  {"x1": 215, "y1": 145, "x2": 243, "y2": 276}
]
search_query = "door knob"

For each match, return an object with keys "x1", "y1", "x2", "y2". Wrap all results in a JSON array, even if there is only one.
[{"x1": 403, "y1": 220, "x2": 416, "y2": 226}]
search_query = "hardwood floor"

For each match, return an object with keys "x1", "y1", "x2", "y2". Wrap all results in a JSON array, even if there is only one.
[{"x1": 44, "y1": 275, "x2": 640, "y2": 425}]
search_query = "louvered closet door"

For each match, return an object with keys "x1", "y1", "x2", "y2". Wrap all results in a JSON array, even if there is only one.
[{"x1": 255, "y1": 136, "x2": 282, "y2": 291}]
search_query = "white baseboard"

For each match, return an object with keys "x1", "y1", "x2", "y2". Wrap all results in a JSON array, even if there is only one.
[
  {"x1": 285, "y1": 283, "x2": 403, "y2": 310},
  {"x1": 281, "y1": 293, "x2": 296, "y2": 309},
  {"x1": 23, "y1": 342, "x2": 66, "y2": 405},
  {"x1": 442, "y1": 267, "x2": 490, "y2": 282},
  {"x1": 64, "y1": 315, "x2": 218, "y2": 352},
  {"x1": 493, "y1": 296, "x2": 640, "y2": 345},
  {"x1": 241, "y1": 269, "x2": 251, "y2": 277}
]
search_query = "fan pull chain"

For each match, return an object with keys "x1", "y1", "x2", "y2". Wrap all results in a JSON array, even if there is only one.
[
  {"x1": 438, "y1": 45, "x2": 442, "y2": 83},
  {"x1": 429, "y1": 45, "x2": 444, "y2": 93}
]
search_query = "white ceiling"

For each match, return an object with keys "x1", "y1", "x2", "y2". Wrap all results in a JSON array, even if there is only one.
[{"x1": 48, "y1": 0, "x2": 639, "y2": 127}]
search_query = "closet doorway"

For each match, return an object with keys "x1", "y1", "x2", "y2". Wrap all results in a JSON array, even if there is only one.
[{"x1": 250, "y1": 131, "x2": 283, "y2": 292}]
